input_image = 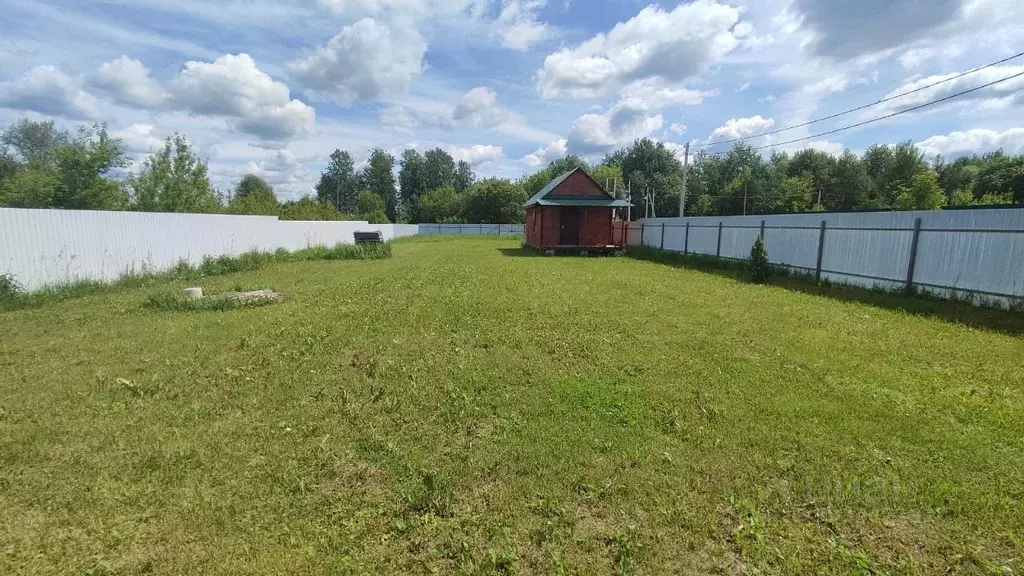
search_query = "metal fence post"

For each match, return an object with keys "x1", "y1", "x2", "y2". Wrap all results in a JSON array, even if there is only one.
[
  {"x1": 479, "y1": 223, "x2": 483, "y2": 235},
  {"x1": 815, "y1": 220, "x2": 827, "y2": 283},
  {"x1": 760, "y1": 220, "x2": 766, "y2": 239},
  {"x1": 906, "y1": 217, "x2": 923, "y2": 291},
  {"x1": 660, "y1": 222, "x2": 666, "y2": 249},
  {"x1": 684, "y1": 222, "x2": 690, "y2": 254},
  {"x1": 716, "y1": 222, "x2": 723, "y2": 257},
  {"x1": 640, "y1": 221, "x2": 645, "y2": 247}
]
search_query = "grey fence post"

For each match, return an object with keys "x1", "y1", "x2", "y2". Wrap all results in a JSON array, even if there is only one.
[
  {"x1": 498, "y1": 224, "x2": 502, "y2": 236},
  {"x1": 716, "y1": 222, "x2": 723, "y2": 257},
  {"x1": 480, "y1": 223, "x2": 483, "y2": 235},
  {"x1": 760, "y1": 220, "x2": 766, "y2": 238},
  {"x1": 684, "y1": 222, "x2": 690, "y2": 254},
  {"x1": 640, "y1": 222, "x2": 645, "y2": 247},
  {"x1": 906, "y1": 217, "x2": 923, "y2": 291},
  {"x1": 815, "y1": 220, "x2": 827, "y2": 283},
  {"x1": 660, "y1": 222, "x2": 666, "y2": 249}
]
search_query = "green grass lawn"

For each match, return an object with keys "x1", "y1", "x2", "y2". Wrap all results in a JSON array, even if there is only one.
[{"x1": 2, "y1": 236, "x2": 1022, "y2": 575}]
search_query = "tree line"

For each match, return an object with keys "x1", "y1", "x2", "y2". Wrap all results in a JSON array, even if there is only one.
[
  {"x1": 3, "y1": 117, "x2": 1022, "y2": 224},
  {"x1": 314, "y1": 147, "x2": 525, "y2": 224},
  {"x1": 0, "y1": 119, "x2": 345, "y2": 221}
]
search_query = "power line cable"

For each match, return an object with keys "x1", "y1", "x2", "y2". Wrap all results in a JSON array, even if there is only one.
[
  {"x1": 699, "y1": 50, "x2": 1024, "y2": 149},
  {"x1": 694, "y1": 70, "x2": 1024, "y2": 156}
]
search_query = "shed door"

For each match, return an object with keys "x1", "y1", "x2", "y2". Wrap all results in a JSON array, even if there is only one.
[{"x1": 560, "y1": 208, "x2": 580, "y2": 245}]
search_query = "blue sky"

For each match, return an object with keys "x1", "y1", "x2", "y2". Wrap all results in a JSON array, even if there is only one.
[{"x1": 1, "y1": 0, "x2": 1023, "y2": 199}]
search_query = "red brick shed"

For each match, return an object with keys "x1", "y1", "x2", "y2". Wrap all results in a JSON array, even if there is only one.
[{"x1": 523, "y1": 168, "x2": 632, "y2": 253}]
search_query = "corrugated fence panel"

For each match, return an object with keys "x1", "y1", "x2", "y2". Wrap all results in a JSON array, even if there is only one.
[
  {"x1": 912, "y1": 210, "x2": 1024, "y2": 296},
  {"x1": 0, "y1": 208, "x2": 419, "y2": 290},
  {"x1": 640, "y1": 209, "x2": 1024, "y2": 301},
  {"x1": 763, "y1": 227, "x2": 820, "y2": 270},
  {"x1": 416, "y1": 224, "x2": 524, "y2": 236}
]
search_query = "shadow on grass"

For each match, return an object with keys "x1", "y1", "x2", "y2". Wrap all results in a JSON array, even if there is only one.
[
  {"x1": 627, "y1": 246, "x2": 1024, "y2": 338},
  {"x1": 497, "y1": 247, "x2": 544, "y2": 258}
]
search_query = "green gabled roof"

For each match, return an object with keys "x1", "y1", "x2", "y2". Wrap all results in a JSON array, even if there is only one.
[{"x1": 523, "y1": 167, "x2": 633, "y2": 208}]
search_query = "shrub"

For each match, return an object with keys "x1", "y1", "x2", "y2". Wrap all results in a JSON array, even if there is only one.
[
  {"x1": 1, "y1": 273, "x2": 22, "y2": 302},
  {"x1": 747, "y1": 235, "x2": 770, "y2": 283},
  {"x1": 0, "y1": 272, "x2": 23, "y2": 305}
]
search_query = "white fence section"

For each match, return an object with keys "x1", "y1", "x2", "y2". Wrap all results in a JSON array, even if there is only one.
[
  {"x1": 0, "y1": 208, "x2": 418, "y2": 290},
  {"x1": 418, "y1": 223, "x2": 525, "y2": 236},
  {"x1": 631, "y1": 209, "x2": 1024, "y2": 302}
]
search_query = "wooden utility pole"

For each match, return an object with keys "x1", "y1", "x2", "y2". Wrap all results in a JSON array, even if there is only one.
[
  {"x1": 627, "y1": 179, "x2": 632, "y2": 221},
  {"x1": 680, "y1": 142, "x2": 689, "y2": 217}
]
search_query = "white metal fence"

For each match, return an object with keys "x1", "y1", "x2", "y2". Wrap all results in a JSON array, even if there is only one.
[
  {"x1": 417, "y1": 223, "x2": 525, "y2": 236},
  {"x1": 0, "y1": 208, "x2": 417, "y2": 290},
  {"x1": 630, "y1": 209, "x2": 1024, "y2": 302}
]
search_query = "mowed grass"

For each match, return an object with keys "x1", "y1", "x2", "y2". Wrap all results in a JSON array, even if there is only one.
[{"x1": 1, "y1": 236, "x2": 1022, "y2": 575}]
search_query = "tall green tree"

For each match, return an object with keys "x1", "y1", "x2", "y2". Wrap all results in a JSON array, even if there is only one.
[
  {"x1": 127, "y1": 135, "x2": 220, "y2": 213},
  {"x1": 464, "y1": 178, "x2": 527, "y2": 223},
  {"x1": 422, "y1": 148, "x2": 456, "y2": 193},
  {"x1": 0, "y1": 120, "x2": 127, "y2": 210},
  {"x1": 592, "y1": 163, "x2": 623, "y2": 194},
  {"x1": 315, "y1": 149, "x2": 358, "y2": 214},
  {"x1": 893, "y1": 171, "x2": 946, "y2": 210},
  {"x1": 454, "y1": 160, "x2": 474, "y2": 193},
  {"x1": 356, "y1": 189, "x2": 389, "y2": 223},
  {"x1": 1, "y1": 119, "x2": 70, "y2": 164},
  {"x1": 415, "y1": 185, "x2": 464, "y2": 223},
  {"x1": 520, "y1": 169, "x2": 554, "y2": 196},
  {"x1": 620, "y1": 139, "x2": 684, "y2": 218},
  {"x1": 361, "y1": 148, "x2": 398, "y2": 222},
  {"x1": 975, "y1": 153, "x2": 1024, "y2": 204},
  {"x1": 862, "y1": 141, "x2": 927, "y2": 208},
  {"x1": 0, "y1": 166, "x2": 60, "y2": 208},
  {"x1": 826, "y1": 150, "x2": 871, "y2": 210},
  {"x1": 546, "y1": 155, "x2": 590, "y2": 177},
  {"x1": 228, "y1": 174, "x2": 278, "y2": 215},
  {"x1": 51, "y1": 124, "x2": 130, "y2": 210},
  {"x1": 786, "y1": 149, "x2": 835, "y2": 206},
  {"x1": 398, "y1": 149, "x2": 426, "y2": 204}
]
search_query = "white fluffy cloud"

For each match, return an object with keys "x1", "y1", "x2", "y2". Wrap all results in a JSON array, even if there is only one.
[
  {"x1": 112, "y1": 123, "x2": 165, "y2": 154},
  {"x1": 707, "y1": 115, "x2": 774, "y2": 142},
  {"x1": 172, "y1": 53, "x2": 315, "y2": 140},
  {"x1": 380, "y1": 105, "x2": 418, "y2": 132},
  {"x1": 898, "y1": 48, "x2": 936, "y2": 69},
  {"x1": 873, "y1": 65, "x2": 1024, "y2": 116},
  {"x1": 288, "y1": 18, "x2": 426, "y2": 103},
  {"x1": 522, "y1": 138, "x2": 567, "y2": 167},
  {"x1": 918, "y1": 127, "x2": 1024, "y2": 157},
  {"x1": 567, "y1": 101, "x2": 663, "y2": 154},
  {"x1": 0, "y1": 66, "x2": 99, "y2": 120},
  {"x1": 494, "y1": 0, "x2": 551, "y2": 51},
  {"x1": 92, "y1": 56, "x2": 166, "y2": 108},
  {"x1": 447, "y1": 144, "x2": 503, "y2": 166},
  {"x1": 617, "y1": 78, "x2": 711, "y2": 111},
  {"x1": 421, "y1": 86, "x2": 510, "y2": 130},
  {"x1": 536, "y1": 0, "x2": 744, "y2": 99}
]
